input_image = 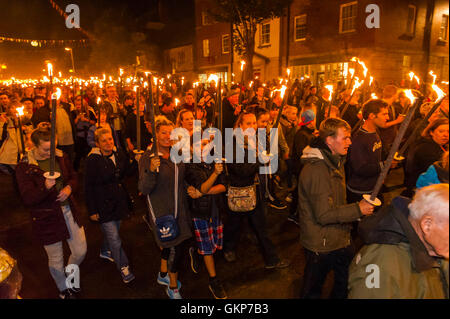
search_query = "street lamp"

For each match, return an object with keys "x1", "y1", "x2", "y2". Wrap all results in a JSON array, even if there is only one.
[{"x1": 65, "y1": 47, "x2": 75, "y2": 73}]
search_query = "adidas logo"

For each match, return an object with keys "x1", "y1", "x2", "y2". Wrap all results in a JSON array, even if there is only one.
[{"x1": 160, "y1": 227, "x2": 171, "y2": 237}]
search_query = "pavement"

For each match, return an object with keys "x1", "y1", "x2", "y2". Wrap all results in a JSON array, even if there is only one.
[{"x1": 0, "y1": 166, "x2": 404, "y2": 299}]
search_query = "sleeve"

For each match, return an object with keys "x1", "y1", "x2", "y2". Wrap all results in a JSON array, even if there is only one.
[
  {"x1": 63, "y1": 155, "x2": 78, "y2": 193},
  {"x1": 184, "y1": 165, "x2": 204, "y2": 190},
  {"x1": 15, "y1": 163, "x2": 58, "y2": 207},
  {"x1": 84, "y1": 157, "x2": 99, "y2": 215},
  {"x1": 138, "y1": 152, "x2": 158, "y2": 194},
  {"x1": 300, "y1": 164, "x2": 361, "y2": 225}
]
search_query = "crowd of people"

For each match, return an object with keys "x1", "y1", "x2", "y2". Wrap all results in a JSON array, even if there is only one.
[{"x1": 0, "y1": 75, "x2": 448, "y2": 299}]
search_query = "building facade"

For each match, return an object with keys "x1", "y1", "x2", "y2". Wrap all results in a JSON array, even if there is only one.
[{"x1": 192, "y1": 0, "x2": 448, "y2": 86}]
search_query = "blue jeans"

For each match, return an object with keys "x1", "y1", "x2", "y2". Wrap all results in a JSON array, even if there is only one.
[
  {"x1": 43, "y1": 205, "x2": 87, "y2": 292},
  {"x1": 100, "y1": 220, "x2": 129, "y2": 270}
]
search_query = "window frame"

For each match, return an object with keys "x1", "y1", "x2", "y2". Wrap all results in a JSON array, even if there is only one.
[
  {"x1": 339, "y1": 1, "x2": 358, "y2": 34},
  {"x1": 294, "y1": 14, "x2": 307, "y2": 42},
  {"x1": 222, "y1": 34, "x2": 231, "y2": 54},
  {"x1": 260, "y1": 22, "x2": 271, "y2": 46}
]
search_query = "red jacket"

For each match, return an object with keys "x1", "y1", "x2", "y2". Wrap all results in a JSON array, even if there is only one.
[{"x1": 15, "y1": 149, "x2": 81, "y2": 246}]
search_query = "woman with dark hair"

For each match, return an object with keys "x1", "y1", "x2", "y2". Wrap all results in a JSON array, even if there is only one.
[
  {"x1": 15, "y1": 123, "x2": 86, "y2": 299},
  {"x1": 403, "y1": 118, "x2": 449, "y2": 197}
]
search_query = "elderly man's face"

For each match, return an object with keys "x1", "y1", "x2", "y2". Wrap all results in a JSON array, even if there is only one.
[{"x1": 421, "y1": 215, "x2": 449, "y2": 259}]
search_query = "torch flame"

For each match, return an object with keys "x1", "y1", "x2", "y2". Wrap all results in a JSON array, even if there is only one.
[
  {"x1": 349, "y1": 68, "x2": 355, "y2": 77},
  {"x1": 133, "y1": 85, "x2": 139, "y2": 92},
  {"x1": 404, "y1": 89, "x2": 417, "y2": 105},
  {"x1": 408, "y1": 71, "x2": 415, "y2": 81},
  {"x1": 47, "y1": 63, "x2": 53, "y2": 77},
  {"x1": 351, "y1": 57, "x2": 359, "y2": 62},
  {"x1": 414, "y1": 75, "x2": 420, "y2": 85},
  {"x1": 287, "y1": 68, "x2": 291, "y2": 77},
  {"x1": 249, "y1": 81, "x2": 253, "y2": 88},
  {"x1": 325, "y1": 85, "x2": 333, "y2": 102},
  {"x1": 280, "y1": 85, "x2": 287, "y2": 100},
  {"x1": 97, "y1": 97, "x2": 101, "y2": 104},
  {"x1": 119, "y1": 68, "x2": 124, "y2": 77},
  {"x1": 240, "y1": 60, "x2": 246, "y2": 71},
  {"x1": 371, "y1": 93, "x2": 378, "y2": 99},
  {"x1": 369, "y1": 76, "x2": 374, "y2": 86},
  {"x1": 52, "y1": 87, "x2": 62, "y2": 100},
  {"x1": 153, "y1": 77, "x2": 158, "y2": 86},
  {"x1": 16, "y1": 106, "x2": 25, "y2": 117},
  {"x1": 174, "y1": 98, "x2": 180, "y2": 106},
  {"x1": 429, "y1": 71, "x2": 436, "y2": 85},
  {"x1": 358, "y1": 61, "x2": 368, "y2": 78},
  {"x1": 432, "y1": 84, "x2": 445, "y2": 102},
  {"x1": 351, "y1": 77, "x2": 364, "y2": 95}
]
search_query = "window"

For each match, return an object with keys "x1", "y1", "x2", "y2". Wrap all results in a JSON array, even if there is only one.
[
  {"x1": 439, "y1": 14, "x2": 449, "y2": 41},
  {"x1": 295, "y1": 14, "x2": 307, "y2": 41},
  {"x1": 202, "y1": 39, "x2": 210, "y2": 57},
  {"x1": 202, "y1": 11, "x2": 213, "y2": 25},
  {"x1": 340, "y1": 2, "x2": 357, "y2": 33},
  {"x1": 260, "y1": 23, "x2": 271, "y2": 45},
  {"x1": 222, "y1": 34, "x2": 231, "y2": 54},
  {"x1": 406, "y1": 5, "x2": 416, "y2": 35}
]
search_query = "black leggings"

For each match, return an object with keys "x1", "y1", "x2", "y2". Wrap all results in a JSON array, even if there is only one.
[{"x1": 161, "y1": 242, "x2": 185, "y2": 273}]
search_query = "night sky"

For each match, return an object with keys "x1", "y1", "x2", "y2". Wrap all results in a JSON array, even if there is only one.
[{"x1": 0, "y1": 0, "x2": 195, "y2": 76}]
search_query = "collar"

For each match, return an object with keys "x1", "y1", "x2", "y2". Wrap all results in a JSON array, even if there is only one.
[{"x1": 27, "y1": 148, "x2": 63, "y2": 166}]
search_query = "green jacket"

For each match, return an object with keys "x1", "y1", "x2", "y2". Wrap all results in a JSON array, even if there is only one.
[
  {"x1": 298, "y1": 138, "x2": 362, "y2": 253},
  {"x1": 348, "y1": 197, "x2": 449, "y2": 299}
]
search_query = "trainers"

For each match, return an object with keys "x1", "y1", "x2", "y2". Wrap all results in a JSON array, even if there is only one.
[
  {"x1": 59, "y1": 288, "x2": 77, "y2": 299},
  {"x1": 268, "y1": 199, "x2": 287, "y2": 210},
  {"x1": 157, "y1": 272, "x2": 181, "y2": 289},
  {"x1": 99, "y1": 250, "x2": 114, "y2": 263},
  {"x1": 209, "y1": 279, "x2": 228, "y2": 299},
  {"x1": 223, "y1": 251, "x2": 236, "y2": 263},
  {"x1": 166, "y1": 287, "x2": 182, "y2": 299},
  {"x1": 265, "y1": 259, "x2": 290, "y2": 270},
  {"x1": 120, "y1": 266, "x2": 135, "y2": 283},
  {"x1": 287, "y1": 215, "x2": 299, "y2": 226},
  {"x1": 285, "y1": 194, "x2": 293, "y2": 203},
  {"x1": 189, "y1": 247, "x2": 200, "y2": 274}
]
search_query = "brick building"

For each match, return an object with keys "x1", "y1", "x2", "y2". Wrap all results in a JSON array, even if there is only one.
[
  {"x1": 281, "y1": 0, "x2": 449, "y2": 86},
  {"x1": 192, "y1": 0, "x2": 448, "y2": 86}
]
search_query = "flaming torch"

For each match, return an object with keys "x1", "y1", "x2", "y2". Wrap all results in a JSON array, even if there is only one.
[
  {"x1": 15, "y1": 106, "x2": 26, "y2": 157},
  {"x1": 325, "y1": 84, "x2": 334, "y2": 118},
  {"x1": 44, "y1": 88, "x2": 62, "y2": 180},
  {"x1": 364, "y1": 89, "x2": 420, "y2": 206},
  {"x1": 395, "y1": 84, "x2": 445, "y2": 161}
]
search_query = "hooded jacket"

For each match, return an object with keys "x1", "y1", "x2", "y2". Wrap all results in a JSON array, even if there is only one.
[
  {"x1": 15, "y1": 148, "x2": 81, "y2": 246},
  {"x1": 416, "y1": 161, "x2": 449, "y2": 189},
  {"x1": 298, "y1": 137, "x2": 362, "y2": 253},
  {"x1": 348, "y1": 196, "x2": 449, "y2": 299},
  {"x1": 84, "y1": 147, "x2": 136, "y2": 223}
]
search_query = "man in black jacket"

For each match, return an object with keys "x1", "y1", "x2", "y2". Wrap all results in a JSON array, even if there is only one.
[
  {"x1": 221, "y1": 89, "x2": 241, "y2": 132},
  {"x1": 346, "y1": 100, "x2": 389, "y2": 203},
  {"x1": 85, "y1": 128, "x2": 137, "y2": 284}
]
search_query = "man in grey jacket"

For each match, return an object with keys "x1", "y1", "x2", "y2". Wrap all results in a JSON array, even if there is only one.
[{"x1": 298, "y1": 118, "x2": 374, "y2": 299}]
